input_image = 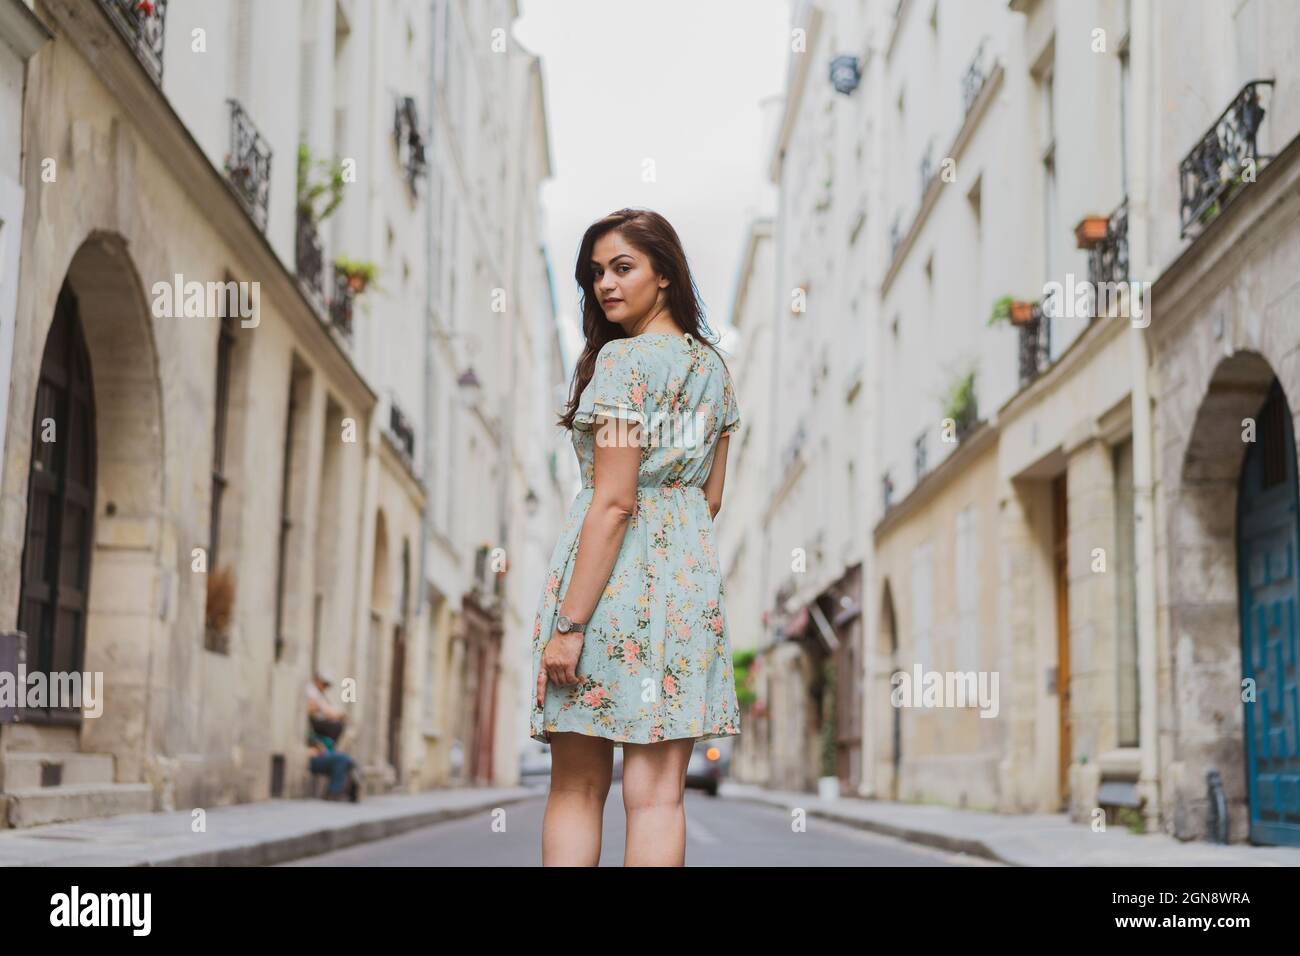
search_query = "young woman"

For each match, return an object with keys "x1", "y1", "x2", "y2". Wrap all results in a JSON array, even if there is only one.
[{"x1": 531, "y1": 208, "x2": 742, "y2": 866}]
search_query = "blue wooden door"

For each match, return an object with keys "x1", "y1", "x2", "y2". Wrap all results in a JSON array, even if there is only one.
[{"x1": 1237, "y1": 380, "x2": 1300, "y2": 846}]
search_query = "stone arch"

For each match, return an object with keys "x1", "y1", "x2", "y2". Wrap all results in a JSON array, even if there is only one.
[
  {"x1": 1167, "y1": 349, "x2": 1279, "y2": 841},
  {"x1": 8, "y1": 231, "x2": 165, "y2": 775},
  {"x1": 878, "y1": 578, "x2": 901, "y2": 801}
]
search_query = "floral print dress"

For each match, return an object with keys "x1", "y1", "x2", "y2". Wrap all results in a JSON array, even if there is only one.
[{"x1": 530, "y1": 331, "x2": 742, "y2": 746}]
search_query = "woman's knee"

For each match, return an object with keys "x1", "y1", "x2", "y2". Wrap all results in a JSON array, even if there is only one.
[
  {"x1": 621, "y1": 740, "x2": 693, "y2": 811},
  {"x1": 549, "y1": 733, "x2": 614, "y2": 796}
]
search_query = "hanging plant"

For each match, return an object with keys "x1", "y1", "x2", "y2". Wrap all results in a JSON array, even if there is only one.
[
  {"x1": 297, "y1": 144, "x2": 347, "y2": 227},
  {"x1": 942, "y1": 369, "x2": 978, "y2": 434}
]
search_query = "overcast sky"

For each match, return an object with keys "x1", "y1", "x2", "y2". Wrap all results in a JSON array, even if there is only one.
[{"x1": 512, "y1": 0, "x2": 790, "y2": 371}]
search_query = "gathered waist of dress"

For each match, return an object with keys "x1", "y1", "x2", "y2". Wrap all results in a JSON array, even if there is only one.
[{"x1": 577, "y1": 481, "x2": 705, "y2": 494}]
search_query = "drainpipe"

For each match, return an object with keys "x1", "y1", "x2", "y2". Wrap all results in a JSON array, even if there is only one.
[{"x1": 1127, "y1": 0, "x2": 1160, "y2": 832}]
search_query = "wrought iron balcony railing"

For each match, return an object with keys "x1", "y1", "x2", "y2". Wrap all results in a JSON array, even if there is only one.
[
  {"x1": 1018, "y1": 297, "x2": 1053, "y2": 388},
  {"x1": 1179, "y1": 80, "x2": 1274, "y2": 238},
  {"x1": 328, "y1": 270, "x2": 355, "y2": 341},
  {"x1": 888, "y1": 213, "x2": 903, "y2": 259},
  {"x1": 295, "y1": 208, "x2": 325, "y2": 306},
  {"x1": 389, "y1": 401, "x2": 416, "y2": 461},
  {"x1": 919, "y1": 141, "x2": 935, "y2": 201},
  {"x1": 961, "y1": 40, "x2": 988, "y2": 115},
  {"x1": 393, "y1": 96, "x2": 429, "y2": 192},
  {"x1": 225, "y1": 99, "x2": 272, "y2": 231},
  {"x1": 913, "y1": 431, "x2": 928, "y2": 481},
  {"x1": 1087, "y1": 198, "x2": 1129, "y2": 289},
  {"x1": 99, "y1": 0, "x2": 167, "y2": 84},
  {"x1": 881, "y1": 471, "x2": 895, "y2": 513}
]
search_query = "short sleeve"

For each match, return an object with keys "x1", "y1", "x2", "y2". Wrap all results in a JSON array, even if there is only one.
[
  {"x1": 720, "y1": 366, "x2": 741, "y2": 438},
  {"x1": 574, "y1": 340, "x2": 649, "y2": 431}
]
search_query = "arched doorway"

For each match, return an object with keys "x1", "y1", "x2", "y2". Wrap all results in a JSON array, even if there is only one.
[
  {"x1": 880, "y1": 580, "x2": 900, "y2": 801},
  {"x1": 1236, "y1": 378, "x2": 1300, "y2": 846},
  {"x1": 16, "y1": 281, "x2": 96, "y2": 724}
]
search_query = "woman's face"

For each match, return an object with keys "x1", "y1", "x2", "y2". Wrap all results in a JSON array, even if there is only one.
[{"x1": 590, "y1": 230, "x2": 667, "y2": 331}]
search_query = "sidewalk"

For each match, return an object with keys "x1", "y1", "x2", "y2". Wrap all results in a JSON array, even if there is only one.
[
  {"x1": 0, "y1": 784, "x2": 539, "y2": 866},
  {"x1": 720, "y1": 782, "x2": 1300, "y2": 866}
]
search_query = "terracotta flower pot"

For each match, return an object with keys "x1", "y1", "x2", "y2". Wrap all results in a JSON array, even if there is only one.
[
  {"x1": 1009, "y1": 300, "x2": 1035, "y2": 325},
  {"x1": 1074, "y1": 215, "x2": 1109, "y2": 248},
  {"x1": 347, "y1": 274, "x2": 366, "y2": 293}
]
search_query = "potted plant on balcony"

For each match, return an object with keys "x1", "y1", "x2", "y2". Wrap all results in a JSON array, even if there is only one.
[
  {"x1": 988, "y1": 295, "x2": 1036, "y2": 327},
  {"x1": 334, "y1": 256, "x2": 379, "y2": 295},
  {"x1": 1074, "y1": 214, "x2": 1109, "y2": 248},
  {"x1": 222, "y1": 153, "x2": 254, "y2": 188},
  {"x1": 942, "y1": 369, "x2": 978, "y2": 440}
]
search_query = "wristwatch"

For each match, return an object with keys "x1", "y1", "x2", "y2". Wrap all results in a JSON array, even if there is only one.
[{"x1": 556, "y1": 613, "x2": 586, "y2": 634}]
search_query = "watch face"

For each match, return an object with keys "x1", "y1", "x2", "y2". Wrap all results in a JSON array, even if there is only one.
[{"x1": 557, "y1": 615, "x2": 571, "y2": 632}]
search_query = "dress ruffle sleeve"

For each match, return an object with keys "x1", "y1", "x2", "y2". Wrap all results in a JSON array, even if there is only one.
[
  {"x1": 719, "y1": 364, "x2": 741, "y2": 438},
  {"x1": 574, "y1": 339, "x2": 649, "y2": 430}
]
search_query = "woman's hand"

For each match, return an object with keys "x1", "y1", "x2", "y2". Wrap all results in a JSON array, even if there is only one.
[{"x1": 536, "y1": 629, "x2": 585, "y2": 706}]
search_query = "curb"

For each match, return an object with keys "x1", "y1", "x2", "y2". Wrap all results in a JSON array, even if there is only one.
[
  {"x1": 130, "y1": 790, "x2": 539, "y2": 867},
  {"x1": 719, "y1": 787, "x2": 1010, "y2": 865}
]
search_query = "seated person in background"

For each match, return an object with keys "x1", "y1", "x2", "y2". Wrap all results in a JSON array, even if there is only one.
[
  {"x1": 308, "y1": 729, "x2": 361, "y2": 802},
  {"x1": 306, "y1": 670, "x2": 347, "y2": 746}
]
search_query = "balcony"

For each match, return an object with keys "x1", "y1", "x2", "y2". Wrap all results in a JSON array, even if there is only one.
[
  {"x1": 99, "y1": 0, "x2": 167, "y2": 84},
  {"x1": 1179, "y1": 80, "x2": 1274, "y2": 238},
  {"x1": 295, "y1": 208, "x2": 325, "y2": 307},
  {"x1": 328, "y1": 270, "x2": 354, "y2": 341},
  {"x1": 918, "y1": 141, "x2": 935, "y2": 202},
  {"x1": 1080, "y1": 198, "x2": 1129, "y2": 289},
  {"x1": 393, "y1": 96, "x2": 429, "y2": 193},
  {"x1": 388, "y1": 401, "x2": 416, "y2": 462},
  {"x1": 1018, "y1": 297, "x2": 1052, "y2": 388},
  {"x1": 224, "y1": 99, "x2": 272, "y2": 231},
  {"x1": 961, "y1": 40, "x2": 989, "y2": 116},
  {"x1": 888, "y1": 213, "x2": 903, "y2": 260}
]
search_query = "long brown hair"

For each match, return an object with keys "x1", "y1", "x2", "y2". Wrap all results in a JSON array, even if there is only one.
[{"x1": 557, "y1": 208, "x2": 724, "y2": 430}]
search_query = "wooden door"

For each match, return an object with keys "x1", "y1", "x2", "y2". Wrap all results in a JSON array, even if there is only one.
[
  {"x1": 1237, "y1": 380, "x2": 1300, "y2": 846},
  {"x1": 17, "y1": 283, "x2": 96, "y2": 725}
]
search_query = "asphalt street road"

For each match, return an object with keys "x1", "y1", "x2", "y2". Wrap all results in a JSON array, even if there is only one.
[{"x1": 279, "y1": 783, "x2": 1001, "y2": 866}]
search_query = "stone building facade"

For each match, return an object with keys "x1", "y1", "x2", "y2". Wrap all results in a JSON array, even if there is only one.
[
  {"x1": 0, "y1": 0, "x2": 560, "y2": 827},
  {"x1": 733, "y1": 0, "x2": 1300, "y2": 846}
]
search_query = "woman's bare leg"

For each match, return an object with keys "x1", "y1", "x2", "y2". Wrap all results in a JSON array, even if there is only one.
[
  {"x1": 542, "y1": 732, "x2": 614, "y2": 866},
  {"x1": 621, "y1": 737, "x2": 696, "y2": 866}
]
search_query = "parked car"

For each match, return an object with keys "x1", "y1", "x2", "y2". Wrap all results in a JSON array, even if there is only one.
[{"x1": 685, "y1": 737, "x2": 733, "y2": 796}]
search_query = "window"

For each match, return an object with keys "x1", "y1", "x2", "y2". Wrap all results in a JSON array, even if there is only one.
[
  {"x1": 1041, "y1": 65, "x2": 1058, "y2": 285},
  {"x1": 205, "y1": 309, "x2": 238, "y2": 655},
  {"x1": 274, "y1": 376, "x2": 297, "y2": 662},
  {"x1": 210, "y1": 315, "x2": 235, "y2": 572}
]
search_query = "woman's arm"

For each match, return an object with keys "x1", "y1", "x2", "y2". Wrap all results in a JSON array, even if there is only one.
[
  {"x1": 702, "y1": 434, "x2": 731, "y2": 519},
  {"x1": 555, "y1": 417, "x2": 642, "y2": 628},
  {"x1": 537, "y1": 417, "x2": 642, "y2": 702}
]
